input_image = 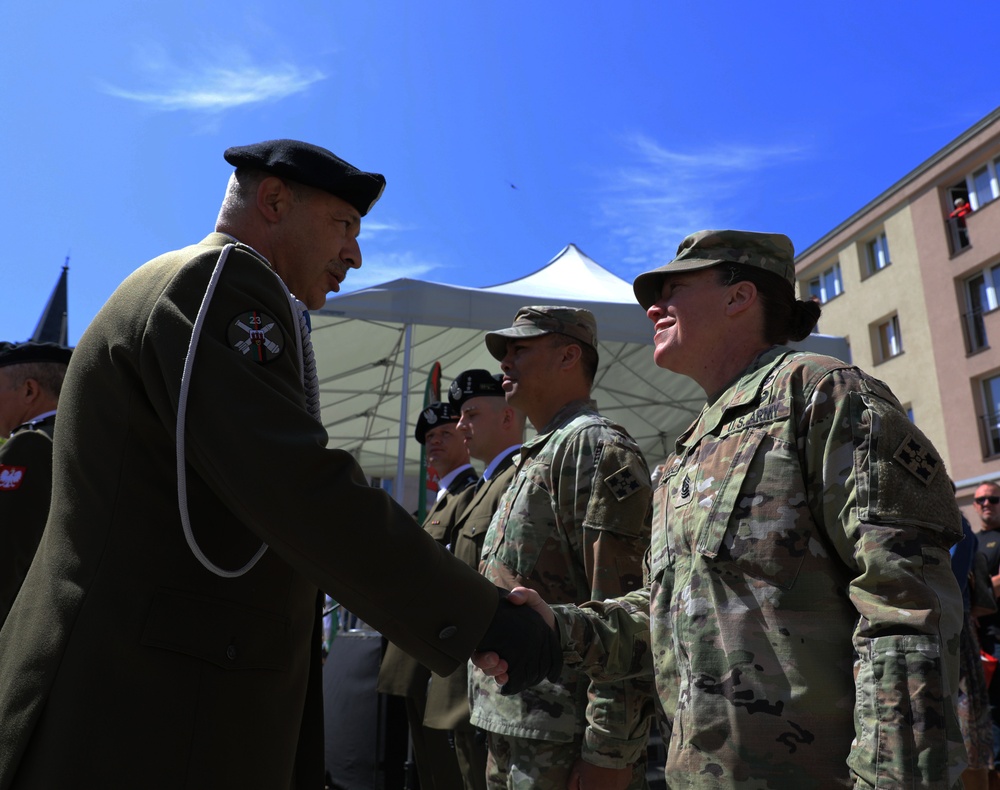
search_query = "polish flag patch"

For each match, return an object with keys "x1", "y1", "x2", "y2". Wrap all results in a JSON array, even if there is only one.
[{"x1": 0, "y1": 465, "x2": 25, "y2": 490}]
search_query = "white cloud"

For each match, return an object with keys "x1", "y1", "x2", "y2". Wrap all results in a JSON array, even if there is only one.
[
  {"x1": 101, "y1": 47, "x2": 324, "y2": 112},
  {"x1": 598, "y1": 134, "x2": 808, "y2": 268},
  {"x1": 338, "y1": 250, "x2": 441, "y2": 291}
]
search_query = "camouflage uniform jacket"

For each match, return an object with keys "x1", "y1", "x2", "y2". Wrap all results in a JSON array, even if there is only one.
[
  {"x1": 556, "y1": 347, "x2": 966, "y2": 788},
  {"x1": 470, "y1": 398, "x2": 655, "y2": 767}
]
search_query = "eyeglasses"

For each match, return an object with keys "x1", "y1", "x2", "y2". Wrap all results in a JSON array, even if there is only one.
[{"x1": 975, "y1": 496, "x2": 1000, "y2": 506}]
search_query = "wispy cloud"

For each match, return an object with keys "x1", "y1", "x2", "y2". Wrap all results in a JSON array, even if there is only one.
[
  {"x1": 339, "y1": 250, "x2": 441, "y2": 291},
  {"x1": 101, "y1": 46, "x2": 324, "y2": 112},
  {"x1": 598, "y1": 134, "x2": 809, "y2": 268},
  {"x1": 359, "y1": 220, "x2": 416, "y2": 239}
]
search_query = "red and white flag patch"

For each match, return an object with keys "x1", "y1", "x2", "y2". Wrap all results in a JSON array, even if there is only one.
[{"x1": 0, "y1": 464, "x2": 26, "y2": 490}]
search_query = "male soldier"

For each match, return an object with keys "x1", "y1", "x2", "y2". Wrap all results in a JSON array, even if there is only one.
[
  {"x1": 470, "y1": 307, "x2": 655, "y2": 790},
  {"x1": 0, "y1": 140, "x2": 556, "y2": 788},
  {"x1": 0, "y1": 341, "x2": 71, "y2": 626},
  {"x1": 429, "y1": 369, "x2": 526, "y2": 790},
  {"x1": 478, "y1": 231, "x2": 967, "y2": 788},
  {"x1": 378, "y1": 401, "x2": 478, "y2": 790},
  {"x1": 973, "y1": 481, "x2": 1000, "y2": 764}
]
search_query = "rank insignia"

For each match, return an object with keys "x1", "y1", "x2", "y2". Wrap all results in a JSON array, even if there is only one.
[
  {"x1": 0, "y1": 464, "x2": 25, "y2": 490},
  {"x1": 892, "y1": 433, "x2": 939, "y2": 486},
  {"x1": 675, "y1": 473, "x2": 693, "y2": 507},
  {"x1": 605, "y1": 466, "x2": 643, "y2": 501},
  {"x1": 228, "y1": 311, "x2": 283, "y2": 363}
]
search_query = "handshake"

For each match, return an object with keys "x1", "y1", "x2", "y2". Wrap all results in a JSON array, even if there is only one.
[{"x1": 473, "y1": 587, "x2": 562, "y2": 695}]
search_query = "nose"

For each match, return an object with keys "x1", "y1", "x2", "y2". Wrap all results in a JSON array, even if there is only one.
[
  {"x1": 341, "y1": 235, "x2": 361, "y2": 270},
  {"x1": 647, "y1": 302, "x2": 664, "y2": 322}
]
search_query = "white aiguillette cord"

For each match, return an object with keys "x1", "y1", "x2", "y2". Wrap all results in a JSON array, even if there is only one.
[{"x1": 176, "y1": 243, "x2": 271, "y2": 578}]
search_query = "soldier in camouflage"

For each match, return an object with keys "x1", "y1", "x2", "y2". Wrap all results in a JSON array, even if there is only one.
[
  {"x1": 471, "y1": 306, "x2": 656, "y2": 789},
  {"x1": 476, "y1": 230, "x2": 967, "y2": 789}
]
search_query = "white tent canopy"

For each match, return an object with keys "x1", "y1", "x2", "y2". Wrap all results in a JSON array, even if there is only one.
[{"x1": 311, "y1": 244, "x2": 847, "y2": 505}]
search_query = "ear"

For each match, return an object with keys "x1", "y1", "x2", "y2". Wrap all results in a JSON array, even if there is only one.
[
  {"x1": 724, "y1": 281, "x2": 757, "y2": 317},
  {"x1": 20, "y1": 378, "x2": 41, "y2": 406},
  {"x1": 256, "y1": 176, "x2": 292, "y2": 224},
  {"x1": 556, "y1": 342, "x2": 582, "y2": 372}
]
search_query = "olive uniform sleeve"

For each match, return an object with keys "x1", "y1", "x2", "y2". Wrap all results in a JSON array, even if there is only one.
[{"x1": 803, "y1": 370, "x2": 966, "y2": 788}]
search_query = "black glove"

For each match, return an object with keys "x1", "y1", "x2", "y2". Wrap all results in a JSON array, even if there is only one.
[{"x1": 476, "y1": 587, "x2": 563, "y2": 695}]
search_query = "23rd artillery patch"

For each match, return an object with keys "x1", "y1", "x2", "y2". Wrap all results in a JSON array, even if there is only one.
[{"x1": 228, "y1": 310, "x2": 283, "y2": 363}]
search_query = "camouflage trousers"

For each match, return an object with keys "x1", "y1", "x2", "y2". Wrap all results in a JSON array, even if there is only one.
[{"x1": 485, "y1": 732, "x2": 647, "y2": 790}]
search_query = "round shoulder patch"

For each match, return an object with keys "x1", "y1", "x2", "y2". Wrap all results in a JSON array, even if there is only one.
[{"x1": 228, "y1": 310, "x2": 284, "y2": 363}]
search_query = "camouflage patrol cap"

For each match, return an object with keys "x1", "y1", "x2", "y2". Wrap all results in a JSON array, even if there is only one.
[
  {"x1": 0, "y1": 341, "x2": 73, "y2": 369},
  {"x1": 632, "y1": 229, "x2": 796, "y2": 310},
  {"x1": 484, "y1": 306, "x2": 598, "y2": 361},
  {"x1": 224, "y1": 139, "x2": 386, "y2": 217},
  {"x1": 414, "y1": 401, "x2": 460, "y2": 445},
  {"x1": 448, "y1": 369, "x2": 505, "y2": 410}
]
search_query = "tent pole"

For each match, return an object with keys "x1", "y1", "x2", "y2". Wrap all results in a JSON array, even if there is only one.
[{"x1": 395, "y1": 323, "x2": 413, "y2": 504}]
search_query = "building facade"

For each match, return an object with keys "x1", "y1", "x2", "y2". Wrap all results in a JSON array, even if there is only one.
[{"x1": 795, "y1": 107, "x2": 1000, "y2": 512}]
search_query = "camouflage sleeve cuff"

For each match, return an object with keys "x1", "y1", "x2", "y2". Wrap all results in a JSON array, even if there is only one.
[
  {"x1": 581, "y1": 729, "x2": 650, "y2": 768},
  {"x1": 552, "y1": 593, "x2": 652, "y2": 682}
]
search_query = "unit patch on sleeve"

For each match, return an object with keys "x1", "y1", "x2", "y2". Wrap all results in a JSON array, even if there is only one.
[
  {"x1": 0, "y1": 464, "x2": 26, "y2": 490},
  {"x1": 892, "y1": 432, "x2": 940, "y2": 486},
  {"x1": 228, "y1": 311, "x2": 283, "y2": 363},
  {"x1": 604, "y1": 465, "x2": 643, "y2": 501}
]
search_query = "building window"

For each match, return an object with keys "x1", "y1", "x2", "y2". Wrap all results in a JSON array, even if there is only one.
[
  {"x1": 874, "y1": 314, "x2": 902, "y2": 362},
  {"x1": 963, "y1": 266, "x2": 1000, "y2": 353},
  {"x1": 981, "y1": 374, "x2": 1000, "y2": 457},
  {"x1": 863, "y1": 232, "x2": 891, "y2": 278},
  {"x1": 970, "y1": 161, "x2": 1000, "y2": 210},
  {"x1": 807, "y1": 262, "x2": 843, "y2": 304}
]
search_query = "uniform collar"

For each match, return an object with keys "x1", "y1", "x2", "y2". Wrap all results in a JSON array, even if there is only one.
[
  {"x1": 11, "y1": 410, "x2": 57, "y2": 437},
  {"x1": 676, "y1": 346, "x2": 793, "y2": 452}
]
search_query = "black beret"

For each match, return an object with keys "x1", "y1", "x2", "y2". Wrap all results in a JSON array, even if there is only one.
[
  {"x1": 448, "y1": 369, "x2": 505, "y2": 410},
  {"x1": 224, "y1": 139, "x2": 386, "y2": 217},
  {"x1": 0, "y1": 341, "x2": 72, "y2": 369},
  {"x1": 414, "y1": 401, "x2": 461, "y2": 445}
]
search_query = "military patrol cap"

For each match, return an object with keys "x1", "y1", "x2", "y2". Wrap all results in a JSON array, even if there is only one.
[
  {"x1": 0, "y1": 341, "x2": 72, "y2": 369},
  {"x1": 448, "y1": 369, "x2": 505, "y2": 410},
  {"x1": 484, "y1": 306, "x2": 598, "y2": 361},
  {"x1": 632, "y1": 229, "x2": 796, "y2": 310},
  {"x1": 223, "y1": 139, "x2": 386, "y2": 216},
  {"x1": 415, "y1": 401, "x2": 461, "y2": 445}
]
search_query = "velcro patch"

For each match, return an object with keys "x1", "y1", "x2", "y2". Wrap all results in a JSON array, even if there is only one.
[
  {"x1": 604, "y1": 465, "x2": 643, "y2": 501},
  {"x1": 0, "y1": 464, "x2": 26, "y2": 490},
  {"x1": 228, "y1": 311, "x2": 283, "y2": 363},
  {"x1": 892, "y1": 433, "x2": 940, "y2": 486}
]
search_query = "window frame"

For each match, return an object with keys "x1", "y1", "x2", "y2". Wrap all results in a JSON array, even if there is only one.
[{"x1": 863, "y1": 232, "x2": 891, "y2": 279}]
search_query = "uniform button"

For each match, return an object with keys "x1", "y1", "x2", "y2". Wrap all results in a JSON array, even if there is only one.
[
  {"x1": 438, "y1": 626, "x2": 458, "y2": 640},
  {"x1": 227, "y1": 644, "x2": 238, "y2": 661}
]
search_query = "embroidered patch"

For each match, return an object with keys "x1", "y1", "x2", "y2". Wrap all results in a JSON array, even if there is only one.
[
  {"x1": 674, "y1": 473, "x2": 693, "y2": 507},
  {"x1": 228, "y1": 311, "x2": 283, "y2": 363},
  {"x1": 604, "y1": 466, "x2": 642, "y2": 501},
  {"x1": 0, "y1": 464, "x2": 26, "y2": 490},
  {"x1": 422, "y1": 407, "x2": 439, "y2": 425},
  {"x1": 892, "y1": 433, "x2": 939, "y2": 486}
]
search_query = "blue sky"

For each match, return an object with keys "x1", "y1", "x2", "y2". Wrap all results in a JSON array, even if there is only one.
[{"x1": 2, "y1": 1, "x2": 998, "y2": 345}]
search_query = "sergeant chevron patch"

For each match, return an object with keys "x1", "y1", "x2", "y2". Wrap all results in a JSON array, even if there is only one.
[
  {"x1": 892, "y1": 433, "x2": 939, "y2": 486},
  {"x1": 228, "y1": 310, "x2": 283, "y2": 363}
]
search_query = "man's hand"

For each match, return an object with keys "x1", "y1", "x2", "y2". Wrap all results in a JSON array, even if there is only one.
[
  {"x1": 473, "y1": 586, "x2": 562, "y2": 695},
  {"x1": 567, "y1": 759, "x2": 635, "y2": 790}
]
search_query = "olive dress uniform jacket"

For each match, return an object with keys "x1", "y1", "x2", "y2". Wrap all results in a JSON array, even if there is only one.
[
  {"x1": 377, "y1": 465, "x2": 478, "y2": 698},
  {"x1": 0, "y1": 234, "x2": 498, "y2": 790},
  {"x1": 424, "y1": 449, "x2": 519, "y2": 731},
  {"x1": 0, "y1": 414, "x2": 56, "y2": 627}
]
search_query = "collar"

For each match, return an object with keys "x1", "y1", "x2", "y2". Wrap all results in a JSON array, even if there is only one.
[
  {"x1": 482, "y1": 445, "x2": 521, "y2": 480},
  {"x1": 676, "y1": 346, "x2": 793, "y2": 452},
  {"x1": 11, "y1": 410, "x2": 57, "y2": 437},
  {"x1": 437, "y1": 463, "x2": 475, "y2": 495}
]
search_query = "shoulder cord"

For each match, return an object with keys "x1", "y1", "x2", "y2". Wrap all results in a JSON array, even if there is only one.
[{"x1": 176, "y1": 243, "x2": 268, "y2": 578}]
